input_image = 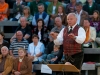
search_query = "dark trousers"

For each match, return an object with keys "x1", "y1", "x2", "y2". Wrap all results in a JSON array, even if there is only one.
[{"x1": 65, "y1": 52, "x2": 84, "y2": 75}]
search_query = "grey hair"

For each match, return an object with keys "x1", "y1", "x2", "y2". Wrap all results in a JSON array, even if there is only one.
[
  {"x1": 19, "y1": 16, "x2": 27, "y2": 21},
  {"x1": 55, "y1": 17, "x2": 62, "y2": 22},
  {"x1": 37, "y1": 3, "x2": 44, "y2": 8},
  {"x1": 67, "y1": 13, "x2": 77, "y2": 19},
  {"x1": 1, "y1": 46, "x2": 8, "y2": 51}
]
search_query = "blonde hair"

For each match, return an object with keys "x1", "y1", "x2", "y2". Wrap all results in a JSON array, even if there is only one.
[
  {"x1": 18, "y1": 48, "x2": 26, "y2": 53},
  {"x1": 23, "y1": 6, "x2": 30, "y2": 15}
]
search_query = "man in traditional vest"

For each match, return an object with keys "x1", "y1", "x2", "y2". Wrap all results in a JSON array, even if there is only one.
[{"x1": 50, "y1": 13, "x2": 86, "y2": 75}]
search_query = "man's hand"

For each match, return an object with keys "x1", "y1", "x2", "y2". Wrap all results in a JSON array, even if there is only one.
[
  {"x1": 0, "y1": 73, "x2": 2, "y2": 75},
  {"x1": 68, "y1": 33, "x2": 76, "y2": 39},
  {"x1": 14, "y1": 71, "x2": 21, "y2": 75},
  {"x1": 50, "y1": 32, "x2": 57, "y2": 40},
  {"x1": 65, "y1": 62, "x2": 72, "y2": 65}
]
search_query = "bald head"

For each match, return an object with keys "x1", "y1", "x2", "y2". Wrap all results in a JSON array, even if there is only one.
[
  {"x1": 16, "y1": 31, "x2": 23, "y2": 35},
  {"x1": 16, "y1": 31, "x2": 23, "y2": 40},
  {"x1": 67, "y1": 13, "x2": 77, "y2": 26},
  {"x1": 20, "y1": 17, "x2": 27, "y2": 27},
  {"x1": 20, "y1": 17, "x2": 27, "y2": 22},
  {"x1": 55, "y1": 17, "x2": 62, "y2": 27},
  {"x1": 55, "y1": 17, "x2": 62, "y2": 22}
]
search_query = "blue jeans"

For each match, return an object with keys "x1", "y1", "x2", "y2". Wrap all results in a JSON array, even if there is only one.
[{"x1": 47, "y1": 54, "x2": 56, "y2": 64}]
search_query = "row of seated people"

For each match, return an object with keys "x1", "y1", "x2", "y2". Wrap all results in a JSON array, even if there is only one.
[
  {"x1": 0, "y1": 30, "x2": 99, "y2": 75},
  {"x1": 0, "y1": 31, "x2": 64, "y2": 75},
  {"x1": 0, "y1": 17, "x2": 98, "y2": 64},
  {"x1": 0, "y1": 0, "x2": 100, "y2": 27},
  {"x1": 0, "y1": 15, "x2": 99, "y2": 75},
  {"x1": 1, "y1": 0, "x2": 100, "y2": 42}
]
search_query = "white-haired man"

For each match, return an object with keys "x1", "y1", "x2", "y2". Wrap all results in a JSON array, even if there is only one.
[
  {"x1": 0, "y1": 46, "x2": 13, "y2": 75},
  {"x1": 50, "y1": 13, "x2": 86, "y2": 75}
]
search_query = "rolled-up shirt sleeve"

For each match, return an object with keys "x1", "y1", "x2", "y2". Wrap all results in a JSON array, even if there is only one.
[
  {"x1": 40, "y1": 44, "x2": 45, "y2": 53},
  {"x1": 75, "y1": 27, "x2": 86, "y2": 44},
  {"x1": 54, "y1": 28, "x2": 64, "y2": 45}
]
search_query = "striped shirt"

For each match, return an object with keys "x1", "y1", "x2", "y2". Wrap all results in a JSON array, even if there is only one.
[{"x1": 9, "y1": 38, "x2": 29, "y2": 57}]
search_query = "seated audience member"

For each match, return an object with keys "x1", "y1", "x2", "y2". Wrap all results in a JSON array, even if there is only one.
[
  {"x1": 44, "y1": 31, "x2": 63, "y2": 64},
  {"x1": 32, "y1": 3, "x2": 49, "y2": 27},
  {"x1": 28, "y1": 34, "x2": 45, "y2": 75},
  {"x1": 11, "y1": 48, "x2": 32, "y2": 75},
  {"x1": 29, "y1": 0, "x2": 47, "y2": 16},
  {"x1": 65, "y1": 0, "x2": 76, "y2": 14},
  {"x1": 49, "y1": 17, "x2": 65, "y2": 41},
  {"x1": 9, "y1": 31, "x2": 29, "y2": 57},
  {"x1": 90, "y1": 10, "x2": 100, "y2": 37},
  {"x1": 83, "y1": 0, "x2": 99, "y2": 17},
  {"x1": 18, "y1": 6, "x2": 33, "y2": 25},
  {"x1": 47, "y1": 0, "x2": 62, "y2": 16},
  {"x1": 55, "y1": 5, "x2": 67, "y2": 25},
  {"x1": 33, "y1": 19, "x2": 49, "y2": 46},
  {"x1": 0, "y1": 32, "x2": 9, "y2": 54},
  {"x1": 0, "y1": 0, "x2": 9, "y2": 21},
  {"x1": 11, "y1": 17, "x2": 32, "y2": 42},
  {"x1": 83, "y1": 19, "x2": 96, "y2": 48},
  {"x1": 46, "y1": 45, "x2": 60, "y2": 64},
  {"x1": 28, "y1": 34, "x2": 45, "y2": 62},
  {"x1": 12, "y1": 0, "x2": 26, "y2": 21},
  {"x1": 0, "y1": 46, "x2": 13, "y2": 75},
  {"x1": 47, "y1": 0, "x2": 62, "y2": 27},
  {"x1": 75, "y1": 2, "x2": 89, "y2": 26}
]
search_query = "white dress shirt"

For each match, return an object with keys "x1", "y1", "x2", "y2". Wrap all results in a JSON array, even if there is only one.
[
  {"x1": 76, "y1": 10, "x2": 82, "y2": 25},
  {"x1": 54, "y1": 23, "x2": 86, "y2": 45}
]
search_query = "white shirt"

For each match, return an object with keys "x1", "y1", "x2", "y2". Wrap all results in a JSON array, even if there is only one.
[
  {"x1": 52, "y1": 6, "x2": 56, "y2": 14},
  {"x1": 76, "y1": 10, "x2": 83, "y2": 25},
  {"x1": 38, "y1": 31, "x2": 41, "y2": 41},
  {"x1": 54, "y1": 23, "x2": 86, "y2": 45}
]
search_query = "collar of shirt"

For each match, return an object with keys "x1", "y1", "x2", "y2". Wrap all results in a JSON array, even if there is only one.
[
  {"x1": 68, "y1": 23, "x2": 77, "y2": 30},
  {"x1": 39, "y1": 12, "x2": 44, "y2": 15},
  {"x1": 58, "y1": 13, "x2": 63, "y2": 16},
  {"x1": 76, "y1": 10, "x2": 83, "y2": 15}
]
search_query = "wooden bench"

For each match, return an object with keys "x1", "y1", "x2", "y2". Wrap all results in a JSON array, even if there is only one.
[
  {"x1": 0, "y1": 21, "x2": 19, "y2": 38},
  {"x1": 83, "y1": 48, "x2": 100, "y2": 75}
]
